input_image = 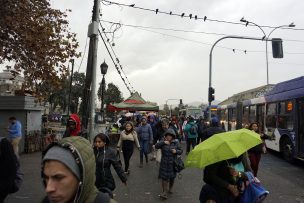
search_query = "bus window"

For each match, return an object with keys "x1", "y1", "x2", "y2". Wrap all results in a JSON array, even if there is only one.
[
  {"x1": 278, "y1": 101, "x2": 294, "y2": 130},
  {"x1": 266, "y1": 103, "x2": 277, "y2": 138},
  {"x1": 249, "y1": 105, "x2": 256, "y2": 123},
  {"x1": 242, "y1": 106, "x2": 249, "y2": 126}
]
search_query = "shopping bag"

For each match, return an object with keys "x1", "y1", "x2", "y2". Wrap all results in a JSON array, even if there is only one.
[
  {"x1": 240, "y1": 172, "x2": 269, "y2": 203},
  {"x1": 116, "y1": 150, "x2": 122, "y2": 166},
  {"x1": 156, "y1": 149, "x2": 162, "y2": 163}
]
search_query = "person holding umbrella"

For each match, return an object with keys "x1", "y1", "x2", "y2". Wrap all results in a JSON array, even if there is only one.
[
  {"x1": 200, "y1": 153, "x2": 252, "y2": 202},
  {"x1": 184, "y1": 129, "x2": 263, "y2": 203}
]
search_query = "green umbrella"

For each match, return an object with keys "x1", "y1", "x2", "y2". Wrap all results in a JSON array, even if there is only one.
[{"x1": 185, "y1": 128, "x2": 262, "y2": 169}]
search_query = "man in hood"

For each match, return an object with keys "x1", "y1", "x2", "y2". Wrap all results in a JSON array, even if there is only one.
[
  {"x1": 41, "y1": 136, "x2": 115, "y2": 203},
  {"x1": 63, "y1": 114, "x2": 86, "y2": 138}
]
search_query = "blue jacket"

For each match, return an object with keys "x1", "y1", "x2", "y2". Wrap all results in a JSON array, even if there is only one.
[
  {"x1": 137, "y1": 124, "x2": 153, "y2": 142},
  {"x1": 8, "y1": 120, "x2": 22, "y2": 139}
]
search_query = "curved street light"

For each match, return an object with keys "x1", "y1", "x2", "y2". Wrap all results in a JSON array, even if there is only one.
[{"x1": 240, "y1": 18, "x2": 295, "y2": 84}]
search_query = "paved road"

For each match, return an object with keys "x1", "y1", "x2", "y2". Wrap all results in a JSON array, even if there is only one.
[{"x1": 6, "y1": 142, "x2": 304, "y2": 203}]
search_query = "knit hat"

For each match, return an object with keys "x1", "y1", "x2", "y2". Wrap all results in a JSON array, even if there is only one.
[{"x1": 43, "y1": 146, "x2": 80, "y2": 180}]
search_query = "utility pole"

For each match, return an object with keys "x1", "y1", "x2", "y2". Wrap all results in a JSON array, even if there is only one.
[
  {"x1": 81, "y1": 0, "x2": 100, "y2": 140},
  {"x1": 67, "y1": 59, "x2": 74, "y2": 116}
]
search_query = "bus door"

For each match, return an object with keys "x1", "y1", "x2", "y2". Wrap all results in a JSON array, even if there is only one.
[{"x1": 298, "y1": 99, "x2": 304, "y2": 154}]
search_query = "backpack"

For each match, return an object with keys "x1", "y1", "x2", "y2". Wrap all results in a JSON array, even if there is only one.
[
  {"x1": 189, "y1": 124, "x2": 197, "y2": 134},
  {"x1": 9, "y1": 162, "x2": 24, "y2": 193}
]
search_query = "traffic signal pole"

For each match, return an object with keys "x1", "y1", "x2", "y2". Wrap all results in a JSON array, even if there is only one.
[{"x1": 208, "y1": 35, "x2": 267, "y2": 121}]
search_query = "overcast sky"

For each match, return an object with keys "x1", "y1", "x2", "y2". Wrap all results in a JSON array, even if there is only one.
[{"x1": 50, "y1": 0, "x2": 303, "y2": 105}]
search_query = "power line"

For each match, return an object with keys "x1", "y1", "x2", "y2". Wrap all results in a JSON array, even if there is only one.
[
  {"x1": 101, "y1": 0, "x2": 304, "y2": 31},
  {"x1": 77, "y1": 37, "x2": 89, "y2": 72},
  {"x1": 99, "y1": 22, "x2": 136, "y2": 93},
  {"x1": 98, "y1": 29, "x2": 133, "y2": 94},
  {"x1": 102, "y1": 20, "x2": 304, "y2": 55},
  {"x1": 101, "y1": 19, "x2": 304, "y2": 44}
]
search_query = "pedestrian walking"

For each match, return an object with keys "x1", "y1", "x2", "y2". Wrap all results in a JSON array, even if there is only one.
[
  {"x1": 0, "y1": 137, "x2": 18, "y2": 203},
  {"x1": 116, "y1": 121, "x2": 140, "y2": 175},
  {"x1": 248, "y1": 122, "x2": 267, "y2": 177},
  {"x1": 94, "y1": 133, "x2": 127, "y2": 197},
  {"x1": 41, "y1": 136, "x2": 114, "y2": 203},
  {"x1": 205, "y1": 116, "x2": 225, "y2": 140},
  {"x1": 196, "y1": 117, "x2": 207, "y2": 144},
  {"x1": 136, "y1": 117, "x2": 153, "y2": 168},
  {"x1": 155, "y1": 129, "x2": 183, "y2": 200},
  {"x1": 63, "y1": 114, "x2": 87, "y2": 138},
  {"x1": 169, "y1": 117, "x2": 180, "y2": 141},
  {"x1": 183, "y1": 116, "x2": 198, "y2": 154},
  {"x1": 7, "y1": 116, "x2": 22, "y2": 157}
]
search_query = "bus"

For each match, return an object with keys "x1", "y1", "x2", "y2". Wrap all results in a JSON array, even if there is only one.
[
  {"x1": 217, "y1": 76, "x2": 304, "y2": 162},
  {"x1": 179, "y1": 107, "x2": 203, "y2": 119}
]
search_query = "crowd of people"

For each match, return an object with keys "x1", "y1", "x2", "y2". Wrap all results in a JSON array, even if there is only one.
[{"x1": 0, "y1": 113, "x2": 268, "y2": 203}]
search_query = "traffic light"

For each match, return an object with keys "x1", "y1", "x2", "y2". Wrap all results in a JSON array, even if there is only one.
[
  {"x1": 272, "y1": 38, "x2": 283, "y2": 58},
  {"x1": 208, "y1": 87, "x2": 215, "y2": 103},
  {"x1": 180, "y1": 99, "x2": 183, "y2": 105}
]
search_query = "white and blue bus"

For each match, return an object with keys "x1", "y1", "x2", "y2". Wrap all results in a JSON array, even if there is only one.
[{"x1": 217, "y1": 76, "x2": 304, "y2": 162}]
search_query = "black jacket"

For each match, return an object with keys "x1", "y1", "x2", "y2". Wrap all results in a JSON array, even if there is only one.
[{"x1": 94, "y1": 147, "x2": 127, "y2": 191}]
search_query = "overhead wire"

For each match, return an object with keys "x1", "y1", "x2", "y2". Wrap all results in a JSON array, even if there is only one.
[
  {"x1": 101, "y1": 0, "x2": 304, "y2": 31},
  {"x1": 98, "y1": 29, "x2": 133, "y2": 94},
  {"x1": 101, "y1": 19, "x2": 304, "y2": 55},
  {"x1": 99, "y1": 22, "x2": 136, "y2": 92}
]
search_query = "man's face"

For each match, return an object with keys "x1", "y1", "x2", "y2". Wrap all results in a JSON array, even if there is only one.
[
  {"x1": 43, "y1": 160, "x2": 79, "y2": 203},
  {"x1": 68, "y1": 121, "x2": 76, "y2": 130}
]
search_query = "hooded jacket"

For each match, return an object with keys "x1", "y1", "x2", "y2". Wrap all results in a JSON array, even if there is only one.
[
  {"x1": 63, "y1": 114, "x2": 84, "y2": 138},
  {"x1": 94, "y1": 146, "x2": 127, "y2": 191},
  {"x1": 41, "y1": 136, "x2": 112, "y2": 203}
]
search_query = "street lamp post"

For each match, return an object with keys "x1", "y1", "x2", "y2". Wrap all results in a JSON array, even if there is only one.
[
  {"x1": 240, "y1": 18, "x2": 295, "y2": 84},
  {"x1": 265, "y1": 23, "x2": 295, "y2": 84},
  {"x1": 100, "y1": 61, "x2": 108, "y2": 123},
  {"x1": 208, "y1": 35, "x2": 265, "y2": 121}
]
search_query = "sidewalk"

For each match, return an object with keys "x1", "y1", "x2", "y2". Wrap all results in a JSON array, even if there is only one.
[
  {"x1": 6, "y1": 152, "x2": 45, "y2": 203},
  {"x1": 6, "y1": 142, "x2": 203, "y2": 203}
]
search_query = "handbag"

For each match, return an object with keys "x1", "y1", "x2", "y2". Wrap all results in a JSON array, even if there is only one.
[
  {"x1": 240, "y1": 172, "x2": 269, "y2": 203},
  {"x1": 156, "y1": 149, "x2": 162, "y2": 163},
  {"x1": 174, "y1": 155, "x2": 184, "y2": 173}
]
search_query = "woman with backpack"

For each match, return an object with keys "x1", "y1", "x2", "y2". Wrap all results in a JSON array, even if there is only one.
[
  {"x1": 183, "y1": 116, "x2": 198, "y2": 154},
  {"x1": 0, "y1": 137, "x2": 18, "y2": 203}
]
